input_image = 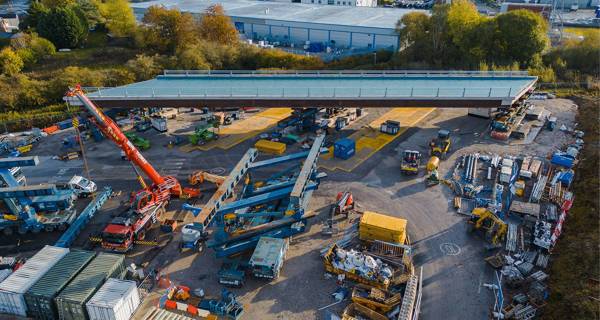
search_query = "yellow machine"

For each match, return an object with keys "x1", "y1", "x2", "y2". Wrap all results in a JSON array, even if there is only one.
[
  {"x1": 400, "y1": 150, "x2": 421, "y2": 175},
  {"x1": 468, "y1": 208, "x2": 507, "y2": 246},
  {"x1": 429, "y1": 129, "x2": 451, "y2": 159},
  {"x1": 425, "y1": 156, "x2": 440, "y2": 187},
  {"x1": 188, "y1": 171, "x2": 225, "y2": 186}
]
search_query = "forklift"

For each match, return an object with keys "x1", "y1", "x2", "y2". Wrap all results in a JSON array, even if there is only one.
[
  {"x1": 429, "y1": 129, "x2": 451, "y2": 159},
  {"x1": 400, "y1": 150, "x2": 421, "y2": 175}
]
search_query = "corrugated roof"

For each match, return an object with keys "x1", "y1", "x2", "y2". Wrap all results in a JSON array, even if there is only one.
[
  {"x1": 26, "y1": 250, "x2": 96, "y2": 298},
  {"x1": 130, "y1": 0, "x2": 424, "y2": 30},
  {"x1": 0, "y1": 246, "x2": 69, "y2": 294},
  {"x1": 87, "y1": 279, "x2": 137, "y2": 308},
  {"x1": 56, "y1": 253, "x2": 124, "y2": 303}
]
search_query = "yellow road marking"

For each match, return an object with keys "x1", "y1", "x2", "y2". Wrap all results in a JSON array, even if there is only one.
[
  {"x1": 320, "y1": 107, "x2": 435, "y2": 172},
  {"x1": 180, "y1": 108, "x2": 292, "y2": 152}
]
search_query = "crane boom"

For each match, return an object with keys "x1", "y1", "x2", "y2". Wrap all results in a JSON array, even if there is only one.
[{"x1": 69, "y1": 88, "x2": 166, "y2": 186}]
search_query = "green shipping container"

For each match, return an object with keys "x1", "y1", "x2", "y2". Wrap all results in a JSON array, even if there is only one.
[
  {"x1": 55, "y1": 253, "x2": 126, "y2": 320},
  {"x1": 25, "y1": 250, "x2": 96, "y2": 320}
]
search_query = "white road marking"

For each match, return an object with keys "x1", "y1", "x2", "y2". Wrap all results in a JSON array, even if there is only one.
[{"x1": 439, "y1": 242, "x2": 461, "y2": 256}]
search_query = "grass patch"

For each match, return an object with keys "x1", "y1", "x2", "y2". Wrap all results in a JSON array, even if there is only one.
[
  {"x1": 563, "y1": 27, "x2": 600, "y2": 39},
  {"x1": 544, "y1": 95, "x2": 600, "y2": 319}
]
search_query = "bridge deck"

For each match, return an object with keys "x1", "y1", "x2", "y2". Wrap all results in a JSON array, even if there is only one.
[{"x1": 79, "y1": 70, "x2": 537, "y2": 108}]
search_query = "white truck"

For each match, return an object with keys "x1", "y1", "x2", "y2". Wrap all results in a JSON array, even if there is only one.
[
  {"x1": 58, "y1": 175, "x2": 97, "y2": 198},
  {"x1": 151, "y1": 117, "x2": 168, "y2": 132}
]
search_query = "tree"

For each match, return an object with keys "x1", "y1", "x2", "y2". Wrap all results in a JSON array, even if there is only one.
[
  {"x1": 397, "y1": 12, "x2": 431, "y2": 61},
  {"x1": 76, "y1": 0, "x2": 104, "y2": 30},
  {"x1": 41, "y1": 0, "x2": 76, "y2": 6},
  {"x1": 125, "y1": 54, "x2": 163, "y2": 81},
  {"x1": 20, "y1": 1, "x2": 49, "y2": 30},
  {"x1": 138, "y1": 6, "x2": 200, "y2": 53},
  {"x1": 199, "y1": 5, "x2": 238, "y2": 45},
  {"x1": 97, "y1": 0, "x2": 136, "y2": 37},
  {"x1": 0, "y1": 48, "x2": 24, "y2": 76},
  {"x1": 495, "y1": 10, "x2": 549, "y2": 65},
  {"x1": 37, "y1": 7, "x2": 88, "y2": 48}
]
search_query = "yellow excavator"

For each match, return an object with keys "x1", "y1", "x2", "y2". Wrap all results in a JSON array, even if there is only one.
[
  {"x1": 468, "y1": 208, "x2": 507, "y2": 247},
  {"x1": 429, "y1": 129, "x2": 451, "y2": 160}
]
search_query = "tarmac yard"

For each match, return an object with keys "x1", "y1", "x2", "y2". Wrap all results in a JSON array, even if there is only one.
[{"x1": 2, "y1": 100, "x2": 578, "y2": 320}]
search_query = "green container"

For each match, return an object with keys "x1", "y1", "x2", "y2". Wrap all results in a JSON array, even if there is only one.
[
  {"x1": 25, "y1": 250, "x2": 96, "y2": 320},
  {"x1": 55, "y1": 253, "x2": 126, "y2": 320}
]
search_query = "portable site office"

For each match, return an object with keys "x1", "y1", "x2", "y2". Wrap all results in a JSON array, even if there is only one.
[
  {"x1": 0, "y1": 246, "x2": 69, "y2": 317},
  {"x1": 55, "y1": 253, "x2": 126, "y2": 320},
  {"x1": 86, "y1": 278, "x2": 141, "y2": 320},
  {"x1": 25, "y1": 250, "x2": 96, "y2": 320}
]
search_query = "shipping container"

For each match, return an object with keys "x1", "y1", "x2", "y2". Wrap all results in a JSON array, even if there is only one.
[
  {"x1": 86, "y1": 279, "x2": 140, "y2": 320},
  {"x1": 25, "y1": 250, "x2": 96, "y2": 320},
  {"x1": 0, "y1": 246, "x2": 69, "y2": 317},
  {"x1": 334, "y1": 138, "x2": 355, "y2": 160},
  {"x1": 359, "y1": 211, "x2": 407, "y2": 244},
  {"x1": 551, "y1": 153, "x2": 574, "y2": 169},
  {"x1": 55, "y1": 253, "x2": 126, "y2": 320},
  {"x1": 380, "y1": 120, "x2": 400, "y2": 135}
]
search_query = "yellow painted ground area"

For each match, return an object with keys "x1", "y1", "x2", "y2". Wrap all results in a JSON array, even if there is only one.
[
  {"x1": 180, "y1": 108, "x2": 292, "y2": 152},
  {"x1": 320, "y1": 107, "x2": 435, "y2": 172}
]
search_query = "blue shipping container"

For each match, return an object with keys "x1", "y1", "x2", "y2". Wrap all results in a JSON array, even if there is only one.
[
  {"x1": 334, "y1": 138, "x2": 355, "y2": 160},
  {"x1": 551, "y1": 153, "x2": 574, "y2": 168}
]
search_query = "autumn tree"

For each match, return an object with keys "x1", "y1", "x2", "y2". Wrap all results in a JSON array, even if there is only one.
[
  {"x1": 137, "y1": 6, "x2": 200, "y2": 53},
  {"x1": 199, "y1": 4, "x2": 238, "y2": 45},
  {"x1": 0, "y1": 48, "x2": 24, "y2": 76},
  {"x1": 97, "y1": 0, "x2": 137, "y2": 37}
]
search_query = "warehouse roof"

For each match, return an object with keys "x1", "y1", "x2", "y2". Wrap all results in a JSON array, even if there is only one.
[{"x1": 130, "y1": 0, "x2": 425, "y2": 30}]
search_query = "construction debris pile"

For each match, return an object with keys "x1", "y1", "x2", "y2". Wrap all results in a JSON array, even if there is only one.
[{"x1": 331, "y1": 247, "x2": 395, "y2": 282}]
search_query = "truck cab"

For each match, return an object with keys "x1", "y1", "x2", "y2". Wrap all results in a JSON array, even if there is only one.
[
  {"x1": 101, "y1": 216, "x2": 135, "y2": 252},
  {"x1": 67, "y1": 175, "x2": 97, "y2": 198}
]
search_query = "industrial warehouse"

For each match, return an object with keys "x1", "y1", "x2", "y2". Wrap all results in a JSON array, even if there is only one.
[{"x1": 131, "y1": 0, "x2": 421, "y2": 51}]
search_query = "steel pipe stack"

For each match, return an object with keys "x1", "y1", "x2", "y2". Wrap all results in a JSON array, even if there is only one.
[{"x1": 464, "y1": 154, "x2": 479, "y2": 184}]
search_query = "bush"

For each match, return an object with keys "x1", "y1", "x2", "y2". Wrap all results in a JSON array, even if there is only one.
[
  {"x1": 125, "y1": 54, "x2": 164, "y2": 81},
  {"x1": 0, "y1": 48, "x2": 24, "y2": 76}
]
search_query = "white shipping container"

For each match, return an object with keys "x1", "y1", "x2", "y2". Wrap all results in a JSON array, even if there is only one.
[
  {"x1": 86, "y1": 279, "x2": 140, "y2": 320},
  {"x1": 0, "y1": 245, "x2": 69, "y2": 316}
]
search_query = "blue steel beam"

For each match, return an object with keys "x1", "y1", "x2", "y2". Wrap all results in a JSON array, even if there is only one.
[
  {"x1": 217, "y1": 181, "x2": 319, "y2": 215},
  {"x1": 0, "y1": 156, "x2": 39, "y2": 169},
  {"x1": 187, "y1": 148, "x2": 258, "y2": 229},
  {"x1": 55, "y1": 186, "x2": 112, "y2": 248},
  {"x1": 0, "y1": 184, "x2": 58, "y2": 198},
  {"x1": 0, "y1": 169, "x2": 39, "y2": 228},
  {"x1": 249, "y1": 148, "x2": 329, "y2": 170},
  {"x1": 289, "y1": 135, "x2": 325, "y2": 212}
]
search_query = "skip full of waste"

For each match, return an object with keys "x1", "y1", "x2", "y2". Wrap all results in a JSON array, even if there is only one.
[{"x1": 330, "y1": 246, "x2": 394, "y2": 283}]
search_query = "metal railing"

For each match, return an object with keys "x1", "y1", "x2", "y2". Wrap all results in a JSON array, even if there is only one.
[
  {"x1": 161, "y1": 69, "x2": 531, "y2": 78},
  {"x1": 84, "y1": 86, "x2": 518, "y2": 99}
]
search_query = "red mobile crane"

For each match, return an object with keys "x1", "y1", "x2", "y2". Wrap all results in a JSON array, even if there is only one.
[{"x1": 66, "y1": 86, "x2": 199, "y2": 251}]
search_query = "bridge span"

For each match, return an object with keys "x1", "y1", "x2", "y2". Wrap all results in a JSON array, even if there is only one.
[{"x1": 75, "y1": 70, "x2": 537, "y2": 109}]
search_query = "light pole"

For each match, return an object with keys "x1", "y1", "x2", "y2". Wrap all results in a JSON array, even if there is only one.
[{"x1": 373, "y1": 51, "x2": 377, "y2": 65}]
